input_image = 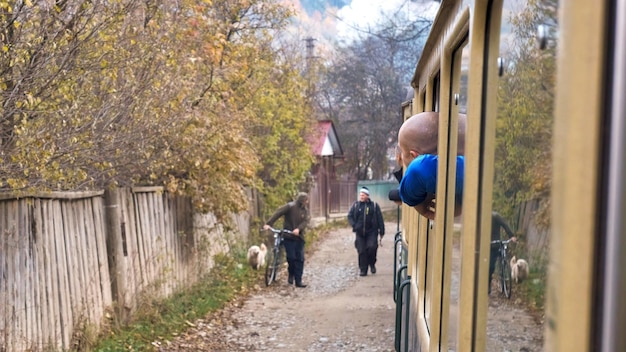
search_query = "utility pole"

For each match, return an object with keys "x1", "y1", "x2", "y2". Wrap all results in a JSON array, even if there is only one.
[
  {"x1": 304, "y1": 36, "x2": 317, "y2": 74},
  {"x1": 303, "y1": 36, "x2": 319, "y2": 103}
]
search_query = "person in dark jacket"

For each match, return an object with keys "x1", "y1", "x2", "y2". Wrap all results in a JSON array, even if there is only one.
[
  {"x1": 488, "y1": 211, "x2": 517, "y2": 294},
  {"x1": 263, "y1": 192, "x2": 311, "y2": 288},
  {"x1": 347, "y1": 187, "x2": 385, "y2": 276}
]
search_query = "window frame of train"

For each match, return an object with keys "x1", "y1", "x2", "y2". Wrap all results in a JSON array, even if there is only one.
[
  {"x1": 546, "y1": 0, "x2": 626, "y2": 351},
  {"x1": 404, "y1": 0, "x2": 508, "y2": 351},
  {"x1": 404, "y1": 0, "x2": 626, "y2": 351}
]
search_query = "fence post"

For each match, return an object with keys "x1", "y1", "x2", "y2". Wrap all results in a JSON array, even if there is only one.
[{"x1": 104, "y1": 187, "x2": 129, "y2": 320}]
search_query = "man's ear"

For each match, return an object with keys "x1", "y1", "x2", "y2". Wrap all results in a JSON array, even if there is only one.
[{"x1": 409, "y1": 150, "x2": 419, "y2": 159}]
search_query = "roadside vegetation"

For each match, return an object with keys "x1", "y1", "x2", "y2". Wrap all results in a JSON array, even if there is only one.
[
  {"x1": 0, "y1": 0, "x2": 314, "y2": 220},
  {"x1": 92, "y1": 253, "x2": 255, "y2": 351},
  {"x1": 90, "y1": 221, "x2": 345, "y2": 351}
]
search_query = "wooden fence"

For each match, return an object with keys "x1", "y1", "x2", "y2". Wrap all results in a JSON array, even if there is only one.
[
  {"x1": 0, "y1": 187, "x2": 248, "y2": 351},
  {"x1": 514, "y1": 199, "x2": 550, "y2": 265},
  {"x1": 309, "y1": 180, "x2": 357, "y2": 220}
]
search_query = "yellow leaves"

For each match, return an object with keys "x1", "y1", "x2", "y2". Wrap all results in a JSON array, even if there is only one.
[
  {"x1": 0, "y1": 1, "x2": 12, "y2": 13},
  {"x1": 0, "y1": 0, "x2": 305, "y2": 213}
]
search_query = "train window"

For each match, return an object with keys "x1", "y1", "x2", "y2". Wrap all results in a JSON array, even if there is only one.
[
  {"x1": 485, "y1": 0, "x2": 556, "y2": 349},
  {"x1": 424, "y1": 219, "x2": 433, "y2": 329},
  {"x1": 423, "y1": 69, "x2": 441, "y2": 331},
  {"x1": 432, "y1": 72, "x2": 441, "y2": 111},
  {"x1": 446, "y1": 37, "x2": 469, "y2": 351}
]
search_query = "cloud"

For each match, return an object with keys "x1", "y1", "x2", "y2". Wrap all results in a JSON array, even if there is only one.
[
  {"x1": 279, "y1": 0, "x2": 438, "y2": 51},
  {"x1": 279, "y1": 0, "x2": 342, "y2": 53}
]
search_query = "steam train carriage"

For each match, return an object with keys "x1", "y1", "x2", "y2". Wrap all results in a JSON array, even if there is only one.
[{"x1": 393, "y1": 0, "x2": 626, "y2": 351}]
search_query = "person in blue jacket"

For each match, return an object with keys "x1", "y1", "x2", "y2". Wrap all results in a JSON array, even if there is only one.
[
  {"x1": 395, "y1": 111, "x2": 466, "y2": 219},
  {"x1": 398, "y1": 154, "x2": 464, "y2": 219}
]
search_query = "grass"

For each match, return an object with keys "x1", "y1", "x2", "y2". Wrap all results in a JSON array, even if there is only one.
[
  {"x1": 89, "y1": 222, "x2": 342, "y2": 351},
  {"x1": 92, "y1": 253, "x2": 256, "y2": 351},
  {"x1": 509, "y1": 240, "x2": 548, "y2": 313},
  {"x1": 515, "y1": 265, "x2": 547, "y2": 312}
]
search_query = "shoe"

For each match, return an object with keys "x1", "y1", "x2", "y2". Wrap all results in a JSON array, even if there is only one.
[
  {"x1": 370, "y1": 265, "x2": 376, "y2": 274},
  {"x1": 359, "y1": 271, "x2": 367, "y2": 276},
  {"x1": 288, "y1": 274, "x2": 294, "y2": 285},
  {"x1": 295, "y1": 282, "x2": 307, "y2": 288}
]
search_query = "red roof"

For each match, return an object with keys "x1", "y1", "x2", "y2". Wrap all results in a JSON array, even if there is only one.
[{"x1": 309, "y1": 120, "x2": 343, "y2": 157}]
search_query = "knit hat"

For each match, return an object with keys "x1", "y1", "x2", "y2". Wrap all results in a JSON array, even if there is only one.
[{"x1": 359, "y1": 187, "x2": 370, "y2": 196}]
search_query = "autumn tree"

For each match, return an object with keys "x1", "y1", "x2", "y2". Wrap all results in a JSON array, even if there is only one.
[
  {"x1": 0, "y1": 0, "x2": 314, "y2": 220},
  {"x1": 315, "y1": 3, "x2": 431, "y2": 180},
  {"x1": 243, "y1": 37, "x2": 316, "y2": 214}
]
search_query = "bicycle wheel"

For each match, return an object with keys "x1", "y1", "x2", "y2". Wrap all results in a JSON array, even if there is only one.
[
  {"x1": 264, "y1": 248, "x2": 279, "y2": 286},
  {"x1": 500, "y1": 257, "x2": 512, "y2": 299}
]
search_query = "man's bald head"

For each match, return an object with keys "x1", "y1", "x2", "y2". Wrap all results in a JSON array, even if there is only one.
[{"x1": 396, "y1": 112, "x2": 466, "y2": 168}]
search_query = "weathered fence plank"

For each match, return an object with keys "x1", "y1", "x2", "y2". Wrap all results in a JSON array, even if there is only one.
[
  {"x1": 42, "y1": 200, "x2": 61, "y2": 348},
  {"x1": 121, "y1": 189, "x2": 140, "y2": 313},
  {"x1": 39, "y1": 200, "x2": 58, "y2": 348},
  {"x1": 93, "y1": 197, "x2": 112, "y2": 309},
  {"x1": 10, "y1": 200, "x2": 22, "y2": 350},
  {"x1": 53, "y1": 199, "x2": 73, "y2": 349}
]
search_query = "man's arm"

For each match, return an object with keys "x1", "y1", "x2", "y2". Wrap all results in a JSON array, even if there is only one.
[
  {"x1": 412, "y1": 194, "x2": 436, "y2": 220},
  {"x1": 265, "y1": 203, "x2": 290, "y2": 227},
  {"x1": 501, "y1": 218, "x2": 515, "y2": 238},
  {"x1": 347, "y1": 202, "x2": 356, "y2": 227},
  {"x1": 494, "y1": 212, "x2": 515, "y2": 239},
  {"x1": 376, "y1": 203, "x2": 385, "y2": 237}
]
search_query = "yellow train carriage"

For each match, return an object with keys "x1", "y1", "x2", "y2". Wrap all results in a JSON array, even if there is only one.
[{"x1": 394, "y1": 0, "x2": 626, "y2": 351}]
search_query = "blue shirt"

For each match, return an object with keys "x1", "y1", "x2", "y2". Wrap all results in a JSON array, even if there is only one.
[{"x1": 398, "y1": 154, "x2": 464, "y2": 206}]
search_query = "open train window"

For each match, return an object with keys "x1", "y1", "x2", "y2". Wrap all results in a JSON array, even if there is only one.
[
  {"x1": 423, "y1": 69, "x2": 441, "y2": 331},
  {"x1": 432, "y1": 72, "x2": 441, "y2": 111},
  {"x1": 485, "y1": 0, "x2": 556, "y2": 349},
  {"x1": 445, "y1": 35, "x2": 469, "y2": 351}
]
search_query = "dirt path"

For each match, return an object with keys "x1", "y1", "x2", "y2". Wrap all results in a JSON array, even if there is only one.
[{"x1": 157, "y1": 222, "x2": 543, "y2": 351}]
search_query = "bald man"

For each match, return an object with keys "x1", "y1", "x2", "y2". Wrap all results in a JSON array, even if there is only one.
[
  {"x1": 395, "y1": 112, "x2": 466, "y2": 219},
  {"x1": 396, "y1": 111, "x2": 465, "y2": 167}
]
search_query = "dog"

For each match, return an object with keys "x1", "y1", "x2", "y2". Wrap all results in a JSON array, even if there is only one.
[
  {"x1": 247, "y1": 243, "x2": 267, "y2": 270},
  {"x1": 510, "y1": 256, "x2": 530, "y2": 283}
]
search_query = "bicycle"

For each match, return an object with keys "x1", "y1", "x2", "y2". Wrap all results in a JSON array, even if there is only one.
[
  {"x1": 491, "y1": 239, "x2": 513, "y2": 299},
  {"x1": 264, "y1": 227, "x2": 295, "y2": 286}
]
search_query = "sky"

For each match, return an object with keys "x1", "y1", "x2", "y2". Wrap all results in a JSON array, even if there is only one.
[{"x1": 280, "y1": 0, "x2": 440, "y2": 49}]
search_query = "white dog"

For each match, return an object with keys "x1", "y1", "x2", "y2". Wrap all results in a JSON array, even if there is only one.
[
  {"x1": 510, "y1": 256, "x2": 530, "y2": 283},
  {"x1": 247, "y1": 243, "x2": 267, "y2": 270}
]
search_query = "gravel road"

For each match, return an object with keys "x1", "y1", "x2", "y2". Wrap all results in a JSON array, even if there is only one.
[{"x1": 156, "y1": 222, "x2": 543, "y2": 351}]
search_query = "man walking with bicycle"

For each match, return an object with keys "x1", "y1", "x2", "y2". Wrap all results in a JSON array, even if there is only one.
[
  {"x1": 263, "y1": 192, "x2": 310, "y2": 288},
  {"x1": 488, "y1": 211, "x2": 517, "y2": 295},
  {"x1": 348, "y1": 187, "x2": 385, "y2": 276}
]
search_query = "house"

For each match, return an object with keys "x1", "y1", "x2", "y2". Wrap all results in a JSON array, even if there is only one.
[{"x1": 306, "y1": 120, "x2": 355, "y2": 220}]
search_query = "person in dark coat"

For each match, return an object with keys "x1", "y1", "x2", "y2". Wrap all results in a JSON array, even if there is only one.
[
  {"x1": 347, "y1": 187, "x2": 385, "y2": 276},
  {"x1": 263, "y1": 192, "x2": 310, "y2": 287}
]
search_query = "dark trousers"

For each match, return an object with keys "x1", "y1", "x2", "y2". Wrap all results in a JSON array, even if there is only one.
[
  {"x1": 355, "y1": 234, "x2": 378, "y2": 273},
  {"x1": 488, "y1": 247, "x2": 499, "y2": 292},
  {"x1": 283, "y1": 238, "x2": 305, "y2": 284}
]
